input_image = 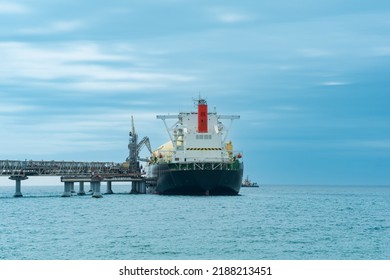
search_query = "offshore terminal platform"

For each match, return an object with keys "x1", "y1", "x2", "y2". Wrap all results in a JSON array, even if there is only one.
[{"x1": 0, "y1": 117, "x2": 153, "y2": 198}]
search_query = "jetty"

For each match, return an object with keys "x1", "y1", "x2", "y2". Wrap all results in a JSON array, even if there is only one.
[{"x1": 0, "y1": 117, "x2": 155, "y2": 198}]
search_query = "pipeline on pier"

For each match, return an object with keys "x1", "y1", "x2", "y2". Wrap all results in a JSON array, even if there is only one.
[{"x1": 0, "y1": 117, "x2": 154, "y2": 197}]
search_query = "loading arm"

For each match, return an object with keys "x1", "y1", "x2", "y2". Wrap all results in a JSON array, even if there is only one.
[{"x1": 137, "y1": 136, "x2": 152, "y2": 161}]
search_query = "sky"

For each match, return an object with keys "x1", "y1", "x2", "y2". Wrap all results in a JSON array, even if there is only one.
[{"x1": 0, "y1": 0, "x2": 389, "y2": 185}]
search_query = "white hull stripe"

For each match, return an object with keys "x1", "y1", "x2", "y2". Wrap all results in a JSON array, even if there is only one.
[{"x1": 186, "y1": 148, "x2": 222, "y2": 151}]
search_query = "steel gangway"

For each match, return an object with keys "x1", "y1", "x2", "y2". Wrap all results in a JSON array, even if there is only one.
[
  {"x1": 0, "y1": 159, "x2": 123, "y2": 176},
  {"x1": 0, "y1": 159, "x2": 152, "y2": 198}
]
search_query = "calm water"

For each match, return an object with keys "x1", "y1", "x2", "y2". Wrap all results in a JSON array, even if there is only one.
[{"x1": 0, "y1": 184, "x2": 389, "y2": 260}]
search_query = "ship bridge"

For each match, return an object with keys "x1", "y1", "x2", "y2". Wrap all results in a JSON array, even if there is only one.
[{"x1": 156, "y1": 110, "x2": 240, "y2": 163}]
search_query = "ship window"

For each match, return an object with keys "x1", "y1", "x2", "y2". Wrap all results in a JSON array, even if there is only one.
[{"x1": 196, "y1": 134, "x2": 212, "y2": 140}]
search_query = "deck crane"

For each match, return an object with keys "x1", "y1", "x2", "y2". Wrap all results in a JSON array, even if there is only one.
[{"x1": 126, "y1": 116, "x2": 152, "y2": 174}]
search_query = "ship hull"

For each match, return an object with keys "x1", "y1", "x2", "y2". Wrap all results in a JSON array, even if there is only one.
[{"x1": 150, "y1": 162, "x2": 243, "y2": 195}]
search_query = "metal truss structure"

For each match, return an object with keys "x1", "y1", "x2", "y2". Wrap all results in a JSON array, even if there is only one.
[{"x1": 0, "y1": 160, "x2": 126, "y2": 177}]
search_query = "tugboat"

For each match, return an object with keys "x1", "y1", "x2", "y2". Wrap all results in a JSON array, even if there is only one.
[
  {"x1": 147, "y1": 98, "x2": 243, "y2": 195},
  {"x1": 241, "y1": 176, "x2": 259, "y2": 187}
]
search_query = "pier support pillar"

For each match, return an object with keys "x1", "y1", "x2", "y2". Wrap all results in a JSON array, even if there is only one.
[
  {"x1": 77, "y1": 182, "x2": 86, "y2": 196},
  {"x1": 61, "y1": 182, "x2": 73, "y2": 197},
  {"x1": 138, "y1": 181, "x2": 146, "y2": 194},
  {"x1": 70, "y1": 183, "x2": 76, "y2": 194},
  {"x1": 9, "y1": 175, "x2": 28, "y2": 197},
  {"x1": 91, "y1": 179, "x2": 103, "y2": 198},
  {"x1": 88, "y1": 183, "x2": 93, "y2": 193},
  {"x1": 130, "y1": 181, "x2": 138, "y2": 194},
  {"x1": 105, "y1": 181, "x2": 113, "y2": 194},
  {"x1": 130, "y1": 181, "x2": 146, "y2": 194}
]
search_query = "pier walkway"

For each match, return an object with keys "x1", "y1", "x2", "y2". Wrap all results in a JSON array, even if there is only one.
[
  {"x1": 0, "y1": 159, "x2": 122, "y2": 176},
  {"x1": 0, "y1": 159, "x2": 152, "y2": 198}
]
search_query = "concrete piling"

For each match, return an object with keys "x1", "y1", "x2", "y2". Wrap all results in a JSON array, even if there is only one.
[
  {"x1": 130, "y1": 181, "x2": 138, "y2": 193},
  {"x1": 61, "y1": 181, "x2": 73, "y2": 197},
  {"x1": 105, "y1": 181, "x2": 113, "y2": 194},
  {"x1": 70, "y1": 183, "x2": 76, "y2": 193},
  {"x1": 130, "y1": 180, "x2": 146, "y2": 194},
  {"x1": 139, "y1": 181, "x2": 146, "y2": 194},
  {"x1": 91, "y1": 179, "x2": 103, "y2": 198},
  {"x1": 7, "y1": 175, "x2": 148, "y2": 198},
  {"x1": 9, "y1": 175, "x2": 28, "y2": 197},
  {"x1": 77, "y1": 182, "x2": 85, "y2": 195},
  {"x1": 88, "y1": 182, "x2": 93, "y2": 193}
]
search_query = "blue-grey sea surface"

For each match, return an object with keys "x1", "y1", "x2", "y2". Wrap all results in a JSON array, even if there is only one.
[{"x1": 0, "y1": 184, "x2": 389, "y2": 259}]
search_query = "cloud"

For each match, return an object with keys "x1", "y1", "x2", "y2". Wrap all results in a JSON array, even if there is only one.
[
  {"x1": 63, "y1": 81, "x2": 163, "y2": 92},
  {"x1": 0, "y1": 40, "x2": 195, "y2": 159},
  {"x1": 0, "y1": 131, "x2": 124, "y2": 157},
  {"x1": 19, "y1": 20, "x2": 85, "y2": 35},
  {"x1": 350, "y1": 140, "x2": 390, "y2": 149},
  {"x1": 0, "y1": 42, "x2": 126, "y2": 63},
  {"x1": 0, "y1": 103, "x2": 37, "y2": 113},
  {"x1": 0, "y1": 41, "x2": 194, "y2": 92},
  {"x1": 372, "y1": 47, "x2": 390, "y2": 56},
  {"x1": 216, "y1": 12, "x2": 251, "y2": 23},
  {"x1": 272, "y1": 105, "x2": 300, "y2": 112},
  {"x1": 299, "y1": 48, "x2": 332, "y2": 57},
  {"x1": 30, "y1": 111, "x2": 156, "y2": 132},
  {"x1": 0, "y1": 109, "x2": 161, "y2": 159},
  {"x1": 0, "y1": 2, "x2": 29, "y2": 14},
  {"x1": 321, "y1": 81, "x2": 349, "y2": 86},
  {"x1": 209, "y1": 7, "x2": 252, "y2": 24}
]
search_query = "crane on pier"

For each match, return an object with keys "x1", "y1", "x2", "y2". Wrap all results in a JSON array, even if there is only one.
[{"x1": 126, "y1": 116, "x2": 152, "y2": 174}]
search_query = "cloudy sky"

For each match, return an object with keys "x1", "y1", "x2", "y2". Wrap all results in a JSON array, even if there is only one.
[{"x1": 1, "y1": 0, "x2": 389, "y2": 185}]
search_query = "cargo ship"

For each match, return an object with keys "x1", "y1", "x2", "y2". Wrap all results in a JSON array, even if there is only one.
[{"x1": 147, "y1": 98, "x2": 243, "y2": 195}]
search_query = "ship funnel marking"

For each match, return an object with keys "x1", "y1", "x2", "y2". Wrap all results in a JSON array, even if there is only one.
[{"x1": 197, "y1": 98, "x2": 208, "y2": 133}]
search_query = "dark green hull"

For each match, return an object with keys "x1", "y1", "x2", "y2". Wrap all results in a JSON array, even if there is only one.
[{"x1": 150, "y1": 161, "x2": 243, "y2": 195}]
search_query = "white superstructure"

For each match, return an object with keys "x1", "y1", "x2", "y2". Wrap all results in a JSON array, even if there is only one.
[{"x1": 153, "y1": 99, "x2": 240, "y2": 163}]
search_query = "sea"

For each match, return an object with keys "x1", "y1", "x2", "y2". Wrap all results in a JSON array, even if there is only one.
[{"x1": 0, "y1": 183, "x2": 389, "y2": 260}]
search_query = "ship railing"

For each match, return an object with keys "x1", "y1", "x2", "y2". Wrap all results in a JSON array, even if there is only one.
[
  {"x1": 167, "y1": 161, "x2": 242, "y2": 171},
  {"x1": 152, "y1": 150, "x2": 243, "y2": 163}
]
